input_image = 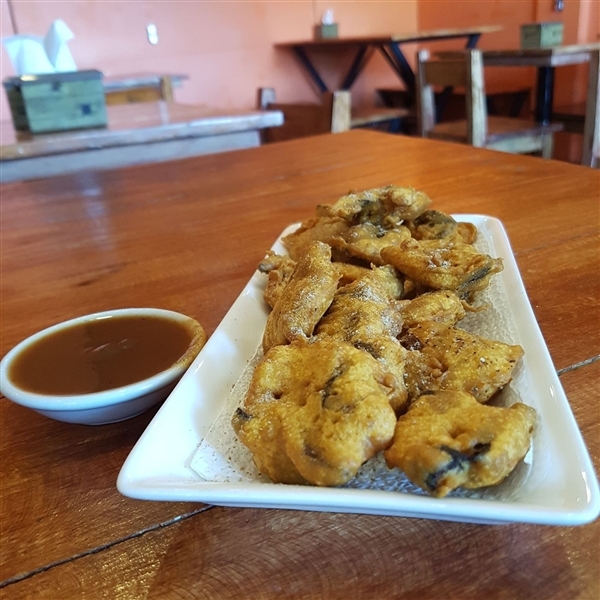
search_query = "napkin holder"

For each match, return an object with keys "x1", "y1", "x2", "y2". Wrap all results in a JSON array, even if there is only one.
[
  {"x1": 520, "y1": 22, "x2": 564, "y2": 49},
  {"x1": 315, "y1": 23, "x2": 338, "y2": 39},
  {"x1": 3, "y1": 69, "x2": 107, "y2": 133},
  {"x1": 315, "y1": 9, "x2": 338, "y2": 39}
]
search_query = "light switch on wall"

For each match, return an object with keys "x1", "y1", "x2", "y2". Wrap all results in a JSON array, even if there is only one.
[{"x1": 146, "y1": 23, "x2": 158, "y2": 45}]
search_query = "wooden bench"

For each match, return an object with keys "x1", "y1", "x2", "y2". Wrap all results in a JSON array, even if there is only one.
[
  {"x1": 378, "y1": 86, "x2": 532, "y2": 119},
  {"x1": 552, "y1": 103, "x2": 585, "y2": 133},
  {"x1": 258, "y1": 88, "x2": 410, "y2": 142},
  {"x1": 0, "y1": 102, "x2": 284, "y2": 182}
]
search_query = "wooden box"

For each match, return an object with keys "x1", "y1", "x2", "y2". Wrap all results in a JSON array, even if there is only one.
[
  {"x1": 314, "y1": 23, "x2": 338, "y2": 39},
  {"x1": 3, "y1": 69, "x2": 107, "y2": 133},
  {"x1": 520, "y1": 22, "x2": 564, "y2": 49}
]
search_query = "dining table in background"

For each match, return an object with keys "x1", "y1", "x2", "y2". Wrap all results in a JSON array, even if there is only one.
[
  {"x1": 480, "y1": 43, "x2": 600, "y2": 125},
  {"x1": 0, "y1": 101, "x2": 283, "y2": 182},
  {"x1": 1, "y1": 130, "x2": 599, "y2": 598},
  {"x1": 275, "y1": 26, "x2": 502, "y2": 97}
]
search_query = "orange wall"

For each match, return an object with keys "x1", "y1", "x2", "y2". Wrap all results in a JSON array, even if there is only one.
[{"x1": 1, "y1": 0, "x2": 419, "y2": 114}]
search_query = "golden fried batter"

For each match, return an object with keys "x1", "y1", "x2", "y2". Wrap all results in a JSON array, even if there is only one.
[
  {"x1": 282, "y1": 216, "x2": 351, "y2": 261},
  {"x1": 384, "y1": 390, "x2": 536, "y2": 497},
  {"x1": 333, "y1": 262, "x2": 373, "y2": 287},
  {"x1": 237, "y1": 184, "x2": 530, "y2": 496},
  {"x1": 406, "y1": 210, "x2": 478, "y2": 245},
  {"x1": 381, "y1": 238, "x2": 503, "y2": 300},
  {"x1": 457, "y1": 222, "x2": 478, "y2": 245},
  {"x1": 233, "y1": 338, "x2": 398, "y2": 486},
  {"x1": 398, "y1": 290, "x2": 467, "y2": 329},
  {"x1": 401, "y1": 321, "x2": 524, "y2": 403},
  {"x1": 319, "y1": 185, "x2": 432, "y2": 227},
  {"x1": 330, "y1": 223, "x2": 412, "y2": 266},
  {"x1": 258, "y1": 251, "x2": 296, "y2": 309},
  {"x1": 316, "y1": 267, "x2": 408, "y2": 413},
  {"x1": 262, "y1": 241, "x2": 340, "y2": 352}
]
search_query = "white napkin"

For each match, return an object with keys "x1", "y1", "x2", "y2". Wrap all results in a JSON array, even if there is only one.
[{"x1": 2, "y1": 19, "x2": 77, "y2": 75}]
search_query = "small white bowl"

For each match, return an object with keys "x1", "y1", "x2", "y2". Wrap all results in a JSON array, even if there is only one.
[{"x1": 0, "y1": 308, "x2": 207, "y2": 425}]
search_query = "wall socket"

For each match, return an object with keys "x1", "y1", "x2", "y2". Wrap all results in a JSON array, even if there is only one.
[{"x1": 146, "y1": 23, "x2": 158, "y2": 45}]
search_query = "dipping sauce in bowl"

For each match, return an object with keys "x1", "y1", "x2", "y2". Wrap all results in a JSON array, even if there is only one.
[
  {"x1": 10, "y1": 314, "x2": 196, "y2": 395},
  {"x1": 0, "y1": 308, "x2": 208, "y2": 425}
]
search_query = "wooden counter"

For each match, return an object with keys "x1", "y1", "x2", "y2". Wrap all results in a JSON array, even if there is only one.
[
  {"x1": 1, "y1": 131, "x2": 598, "y2": 598},
  {"x1": 0, "y1": 101, "x2": 283, "y2": 182}
]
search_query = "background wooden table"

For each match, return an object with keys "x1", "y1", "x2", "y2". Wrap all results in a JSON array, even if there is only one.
[
  {"x1": 275, "y1": 26, "x2": 502, "y2": 95},
  {"x1": 0, "y1": 102, "x2": 283, "y2": 183},
  {"x1": 1, "y1": 131, "x2": 598, "y2": 598}
]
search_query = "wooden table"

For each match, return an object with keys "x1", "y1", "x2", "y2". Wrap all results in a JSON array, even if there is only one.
[
  {"x1": 481, "y1": 44, "x2": 600, "y2": 124},
  {"x1": 0, "y1": 101, "x2": 283, "y2": 182},
  {"x1": 275, "y1": 26, "x2": 502, "y2": 95},
  {"x1": 1, "y1": 131, "x2": 598, "y2": 598}
]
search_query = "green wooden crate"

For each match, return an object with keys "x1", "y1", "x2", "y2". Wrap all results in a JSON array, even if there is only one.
[
  {"x1": 520, "y1": 22, "x2": 564, "y2": 49},
  {"x1": 314, "y1": 23, "x2": 338, "y2": 39},
  {"x1": 3, "y1": 70, "x2": 107, "y2": 133}
]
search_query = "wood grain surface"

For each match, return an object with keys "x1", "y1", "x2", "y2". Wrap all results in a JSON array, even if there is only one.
[{"x1": 1, "y1": 130, "x2": 598, "y2": 599}]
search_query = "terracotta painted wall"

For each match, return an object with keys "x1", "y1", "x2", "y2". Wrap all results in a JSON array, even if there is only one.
[{"x1": 0, "y1": 0, "x2": 419, "y2": 115}]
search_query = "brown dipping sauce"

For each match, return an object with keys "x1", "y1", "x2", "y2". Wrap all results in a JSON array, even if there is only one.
[{"x1": 8, "y1": 315, "x2": 195, "y2": 395}]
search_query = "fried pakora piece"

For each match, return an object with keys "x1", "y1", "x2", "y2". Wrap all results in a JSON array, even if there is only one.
[
  {"x1": 456, "y1": 222, "x2": 478, "y2": 245},
  {"x1": 232, "y1": 400, "x2": 309, "y2": 485},
  {"x1": 258, "y1": 251, "x2": 296, "y2": 309},
  {"x1": 406, "y1": 210, "x2": 478, "y2": 244},
  {"x1": 316, "y1": 267, "x2": 408, "y2": 413},
  {"x1": 233, "y1": 338, "x2": 398, "y2": 486},
  {"x1": 333, "y1": 262, "x2": 405, "y2": 300},
  {"x1": 384, "y1": 390, "x2": 536, "y2": 497},
  {"x1": 333, "y1": 262, "x2": 373, "y2": 286},
  {"x1": 398, "y1": 290, "x2": 467, "y2": 329},
  {"x1": 401, "y1": 321, "x2": 524, "y2": 403},
  {"x1": 282, "y1": 216, "x2": 351, "y2": 261},
  {"x1": 319, "y1": 185, "x2": 432, "y2": 228},
  {"x1": 330, "y1": 223, "x2": 412, "y2": 266},
  {"x1": 381, "y1": 238, "x2": 503, "y2": 301},
  {"x1": 262, "y1": 241, "x2": 340, "y2": 352}
]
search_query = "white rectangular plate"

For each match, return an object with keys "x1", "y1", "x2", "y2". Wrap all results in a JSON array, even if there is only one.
[{"x1": 117, "y1": 216, "x2": 600, "y2": 525}]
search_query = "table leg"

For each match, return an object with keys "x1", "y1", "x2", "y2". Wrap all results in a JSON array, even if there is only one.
[
  {"x1": 341, "y1": 45, "x2": 371, "y2": 89},
  {"x1": 535, "y1": 66, "x2": 554, "y2": 125},
  {"x1": 291, "y1": 46, "x2": 329, "y2": 93},
  {"x1": 465, "y1": 33, "x2": 482, "y2": 49},
  {"x1": 378, "y1": 43, "x2": 416, "y2": 93}
]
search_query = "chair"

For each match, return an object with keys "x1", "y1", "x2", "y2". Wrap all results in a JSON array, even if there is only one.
[
  {"x1": 416, "y1": 49, "x2": 562, "y2": 158},
  {"x1": 582, "y1": 49, "x2": 599, "y2": 168},
  {"x1": 257, "y1": 88, "x2": 410, "y2": 143},
  {"x1": 551, "y1": 50, "x2": 599, "y2": 168}
]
